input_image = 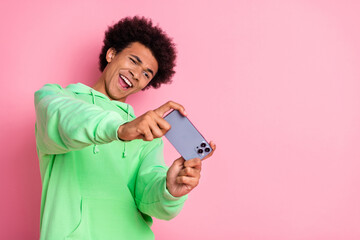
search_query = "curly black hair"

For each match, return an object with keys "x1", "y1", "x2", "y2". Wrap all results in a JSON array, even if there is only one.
[{"x1": 99, "y1": 16, "x2": 177, "y2": 89}]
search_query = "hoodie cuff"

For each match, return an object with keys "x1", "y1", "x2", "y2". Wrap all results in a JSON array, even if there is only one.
[
  {"x1": 115, "y1": 123, "x2": 132, "y2": 142},
  {"x1": 100, "y1": 113, "x2": 127, "y2": 142},
  {"x1": 162, "y1": 177, "x2": 188, "y2": 203}
]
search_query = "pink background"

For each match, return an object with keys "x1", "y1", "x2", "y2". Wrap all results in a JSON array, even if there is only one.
[{"x1": 1, "y1": 0, "x2": 360, "y2": 239}]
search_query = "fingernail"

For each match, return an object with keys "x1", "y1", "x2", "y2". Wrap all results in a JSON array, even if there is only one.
[{"x1": 183, "y1": 110, "x2": 187, "y2": 116}]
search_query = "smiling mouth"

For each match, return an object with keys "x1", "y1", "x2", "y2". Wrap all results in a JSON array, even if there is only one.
[{"x1": 119, "y1": 74, "x2": 133, "y2": 89}]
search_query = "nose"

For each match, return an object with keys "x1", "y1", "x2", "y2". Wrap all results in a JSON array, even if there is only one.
[{"x1": 129, "y1": 67, "x2": 141, "y2": 81}]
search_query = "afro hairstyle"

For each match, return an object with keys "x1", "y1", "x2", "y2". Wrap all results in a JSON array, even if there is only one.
[{"x1": 99, "y1": 16, "x2": 177, "y2": 89}]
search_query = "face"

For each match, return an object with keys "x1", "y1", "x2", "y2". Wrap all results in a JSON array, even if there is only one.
[{"x1": 95, "y1": 42, "x2": 158, "y2": 102}]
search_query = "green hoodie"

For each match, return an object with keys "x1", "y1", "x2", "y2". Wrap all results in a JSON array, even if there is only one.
[{"x1": 34, "y1": 83, "x2": 187, "y2": 240}]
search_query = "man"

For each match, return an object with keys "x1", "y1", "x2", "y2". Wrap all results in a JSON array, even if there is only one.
[{"x1": 35, "y1": 16, "x2": 216, "y2": 239}]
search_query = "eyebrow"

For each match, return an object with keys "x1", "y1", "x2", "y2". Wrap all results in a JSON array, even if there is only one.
[{"x1": 130, "y1": 54, "x2": 154, "y2": 76}]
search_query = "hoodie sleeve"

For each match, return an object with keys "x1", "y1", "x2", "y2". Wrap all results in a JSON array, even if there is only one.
[
  {"x1": 135, "y1": 139, "x2": 187, "y2": 221},
  {"x1": 34, "y1": 84, "x2": 126, "y2": 154}
]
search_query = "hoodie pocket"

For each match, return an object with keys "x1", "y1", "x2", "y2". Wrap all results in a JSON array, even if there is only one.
[
  {"x1": 65, "y1": 198, "x2": 87, "y2": 240},
  {"x1": 65, "y1": 197, "x2": 154, "y2": 240}
]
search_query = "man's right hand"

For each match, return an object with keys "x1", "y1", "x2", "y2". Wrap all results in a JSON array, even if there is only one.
[{"x1": 117, "y1": 101, "x2": 187, "y2": 141}]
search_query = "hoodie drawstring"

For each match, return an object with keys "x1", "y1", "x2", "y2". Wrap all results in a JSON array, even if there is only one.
[
  {"x1": 122, "y1": 105, "x2": 130, "y2": 158},
  {"x1": 90, "y1": 89, "x2": 130, "y2": 157},
  {"x1": 91, "y1": 90, "x2": 100, "y2": 154}
]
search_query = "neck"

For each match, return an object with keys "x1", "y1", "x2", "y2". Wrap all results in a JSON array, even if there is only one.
[
  {"x1": 92, "y1": 75, "x2": 127, "y2": 102},
  {"x1": 92, "y1": 76, "x2": 105, "y2": 94}
]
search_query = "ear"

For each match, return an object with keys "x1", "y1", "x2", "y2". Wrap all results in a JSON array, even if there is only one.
[{"x1": 106, "y1": 48, "x2": 116, "y2": 63}]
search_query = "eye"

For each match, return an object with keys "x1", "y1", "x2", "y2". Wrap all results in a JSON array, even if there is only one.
[
  {"x1": 143, "y1": 71, "x2": 150, "y2": 79},
  {"x1": 129, "y1": 57, "x2": 136, "y2": 64}
]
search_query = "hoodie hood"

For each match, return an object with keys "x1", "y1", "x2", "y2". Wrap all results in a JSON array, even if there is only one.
[
  {"x1": 66, "y1": 83, "x2": 136, "y2": 118},
  {"x1": 66, "y1": 83, "x2": 134, "y2": 156}
]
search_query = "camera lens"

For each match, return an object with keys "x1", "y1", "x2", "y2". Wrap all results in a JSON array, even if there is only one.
[
  {"x1": 197, "y1": 149, "x2": 204, "y2": 154},
  {"x1": 205, "y1": 148, "x2": 211, "y2": 152},
  {"x1": 200, "y1": 143, "x2": 206, "y2": 148}
]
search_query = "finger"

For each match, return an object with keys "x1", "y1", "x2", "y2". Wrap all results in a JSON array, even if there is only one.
[
  {"x1": 184, "y1": 158, "x2": 202, "y2": 170},
  {"x1": 173, "y1": 157, "x2": 185, "y2": 168},
  {"x1": 149, "y1": 114, "x2": 171, "y2": 136},
  {"x1": 176, "y1": 176, "x2": 199, "y2": 189},
  {"x1": 154, "y1": 101, "x2": 187, "y2": 117},
  {"x1": 168, "y1": 157, "x2": 185, "y2": 172},
  {"x1": 178, "y1": 167, "x2": 201, "y2": 178},
  {"x1": 139, "y1": 111, "x2": 170, "y2": 138},
  {"x1": 148, "y1": 119, "x2": 164, "y2": 138},
  {"x1": 155, "y1": 117, "x2": 171, "y2": 133},
  {"x1": 167, "y1": 157, "x2": 185, "y2": 181},
  {"x1": 137, "y1": 126, "x2": 154, "y2": 141},
  {"x1": 202, "y1": 141, "x2": 216, "y2": 161}
]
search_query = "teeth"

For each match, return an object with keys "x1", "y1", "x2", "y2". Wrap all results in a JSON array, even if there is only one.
[{"x1": 121, "y1": 75, "x2": 132, "y2": 87}]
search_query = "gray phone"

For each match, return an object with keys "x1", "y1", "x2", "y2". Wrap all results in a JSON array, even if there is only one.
[{"x1": 163, "y1": 110, "x2": 212, "y2": 160}]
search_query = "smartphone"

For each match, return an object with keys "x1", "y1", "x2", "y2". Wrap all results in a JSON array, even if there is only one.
[{"x1": 163, "y1": 110, "x2": 212, "y2": 160}]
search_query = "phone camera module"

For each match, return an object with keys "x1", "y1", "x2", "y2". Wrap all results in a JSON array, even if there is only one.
[
  {"x1": 205, "y1": 147, "x2": 211, "y2": 152},
  {"x1": 200, "y1": 142, "x2": 207, "y2": 148},
  {"x1": 197, "y1": 149, "x2": 204, "y2": 154}
]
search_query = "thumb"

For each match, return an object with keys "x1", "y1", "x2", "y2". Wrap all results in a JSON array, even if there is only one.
[
  {"x1": 172, "y1": 157, "x2": 185, "y2": 168},
  {"x1": 167, "y1": 157, "x2": 185, "y2": 179}
]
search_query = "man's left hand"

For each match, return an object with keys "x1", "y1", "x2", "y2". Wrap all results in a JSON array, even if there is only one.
[{"x1": 166, "y1": 141, "x2": 216, "y2": 197}]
